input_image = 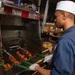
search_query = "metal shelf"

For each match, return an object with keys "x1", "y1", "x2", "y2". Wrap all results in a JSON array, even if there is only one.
[{"x1": 0, "y1": 3, "x2": 40, "y2": 20}]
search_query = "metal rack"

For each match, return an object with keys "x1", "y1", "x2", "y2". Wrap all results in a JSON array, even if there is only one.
[{"x1": 3, "y1": 3, "x2": 40, "y2": 20}]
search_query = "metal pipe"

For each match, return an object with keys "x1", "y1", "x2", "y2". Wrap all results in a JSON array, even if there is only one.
[
  {"x1": 42, "y1": 0, "x2": 49, "y2": 33},
  {"x1": 38, "y1": 0, "x2": 41, "y2": 39}
]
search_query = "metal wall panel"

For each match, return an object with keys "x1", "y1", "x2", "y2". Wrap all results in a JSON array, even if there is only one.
[
  {"x1": 0, "y1": 14, "x2": 3, "y2": 75},
  {"x1": 1, "y1": 14, "x2": 42, "y2": 56}
]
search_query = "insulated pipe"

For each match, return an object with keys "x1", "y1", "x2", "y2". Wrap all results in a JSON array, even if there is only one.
[
  {"x1": 42, "y1": 0, "x2": 49, "y2": 33},
  {"x1": 38, "y1": 0, "x2": 41, "y2": 39},
  {"x1": 38, "y1": 0, "x2": 41, "y2": 12}
]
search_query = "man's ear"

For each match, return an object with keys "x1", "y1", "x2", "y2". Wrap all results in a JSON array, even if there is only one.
[
  {"x1": 63, "y1": 12, "x2": 67, "y2": 20},
  {"x1": 63, "y1": 16, "x2": 65, "y2": 20},
  {"x1": 63, "y1": 12, "x2": 68, "y2": 20}
]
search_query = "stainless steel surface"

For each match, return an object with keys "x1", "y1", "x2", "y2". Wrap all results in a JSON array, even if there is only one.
[
  {"x1": 0, "y1": 26, "x2": 2, "y2": 59},
  {"x1": 1, "y1": 14, "x2": 42, "y2": 55},
  {"x1": 0, "y1": 11, "x2": 54, "y2": 75},
  {"x1": 0, "y1": 24, "x2": 3, "y2": 75},
  {"x1": 0, "y1": 14, "x2": 43, "y2": 75}
]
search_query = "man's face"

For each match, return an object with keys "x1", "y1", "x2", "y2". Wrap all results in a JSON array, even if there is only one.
[{"x1": 54, "y1": 10, "x2": 65, "y2": 28}]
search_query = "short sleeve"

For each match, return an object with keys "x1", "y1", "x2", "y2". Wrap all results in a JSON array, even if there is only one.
[{"x1": 50, "y1": 39, "x2": 74, "y2": 75}]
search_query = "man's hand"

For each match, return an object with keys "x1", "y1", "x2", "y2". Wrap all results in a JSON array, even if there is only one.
[
  {"x1": 43, "y1": 54, "x2": 53, "y2": 63},
  {"x1": 29, "y1": 63, "x2": 39, "y2": 71}
]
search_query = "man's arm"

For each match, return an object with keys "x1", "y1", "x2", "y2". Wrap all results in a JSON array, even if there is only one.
[
  {"x1": 35, "y1": 65, "x2": 50, "y2": 75},
  {"x1": 29, "y1": 63, "x2": 50, "y2": 75}
]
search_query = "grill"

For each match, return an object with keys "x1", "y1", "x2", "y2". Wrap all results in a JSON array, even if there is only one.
[{"x1": 0, "y1": 14, "x2": 54, "y2": 75}]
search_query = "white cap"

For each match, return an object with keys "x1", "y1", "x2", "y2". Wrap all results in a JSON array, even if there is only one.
[{"x1": 56, "y1": 1, "x2": 75, "y2": 14}]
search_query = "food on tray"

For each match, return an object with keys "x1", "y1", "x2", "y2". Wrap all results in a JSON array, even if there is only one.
[
  {"x1": 0, "y1": 60, "x2": 5, "y2": 62},
  {"x1": 24, "y1": 50, "x2": 32, "y2": 57},
  {"x1": 43, "y1": 42, "x2": 52, "y2": 48},
  {"x1": 2, "y1": 63, "x2": 11, "y2": 71},
  {"x1": 8, "y1": 56, "x2": 20, "y2": 64},
  {"x1": 16, "y1": 51, "x2": 28, "y2": 61}
]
